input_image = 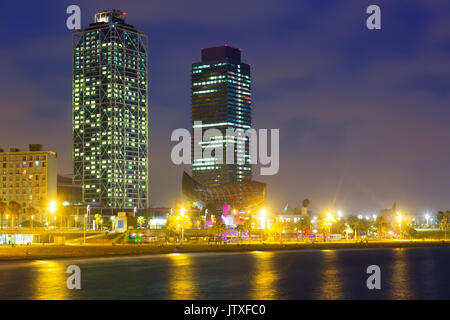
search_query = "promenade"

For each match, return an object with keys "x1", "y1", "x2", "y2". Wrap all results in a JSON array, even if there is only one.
[{"x1": 0, "y1": 240, "x2": 449, "y2": 261}]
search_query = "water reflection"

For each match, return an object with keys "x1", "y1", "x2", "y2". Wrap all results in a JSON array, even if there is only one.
[
  {"x1": 250, "y1": 251, "x2": 280, "y2": 299},
  {"x1": 318, "y1": 250, "x2": 344, "y2": 299},
  {"x1": 391, "y1": 248, "x2": 414, "y2": 299},
  {"x1": 31, "y1": 260, "x2": 69, "y2": 300},
  {"x1": 167, "y1": 253, "x2": 196, "y2": 300}
]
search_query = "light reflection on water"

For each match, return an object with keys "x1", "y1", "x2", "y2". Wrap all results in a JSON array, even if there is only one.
[
  {"x1": 318, "y1": 250, "x2": 344, "y2": 300},
  {"x1": 250, "y1": 251, "x2": 280, "y2": 299},
  {"x1": 31, "y1": 260, "x2": 69, "y2": 300},
  {"x1": 0, "y1": 247, "x2": 449, "y2": 299},
  {"x1": 390, "y1": 248, "x2": 414, "y2": 300},
  {"x1": 167, "y1": 253, "x2": 197, "y2": 300}
]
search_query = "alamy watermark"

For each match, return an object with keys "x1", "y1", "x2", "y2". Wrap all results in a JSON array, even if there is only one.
[
  {"x1": 366, "y1": 265, "x2": 381, "y2": 290},
  {"x1": 66, "y1": 265, "x2": 81, "y2": 290},
  {"x1": 171, "y1": 122, "x2": 280, "y2": 175}
]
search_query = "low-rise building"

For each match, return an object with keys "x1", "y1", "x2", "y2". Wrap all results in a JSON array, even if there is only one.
[{"x1": 0, "y1": 144, "x2": 57, "y2": 224}]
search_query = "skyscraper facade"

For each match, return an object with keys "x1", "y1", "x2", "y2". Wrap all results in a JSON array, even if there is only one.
[
  {"x1": 191, "y1": 46, "x2": 252, "y2": 187},
  {"x1": 72, "y1": 10, "x2": 148, "y2": 209}
]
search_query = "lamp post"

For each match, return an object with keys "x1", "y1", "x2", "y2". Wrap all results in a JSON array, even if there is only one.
[
  {"x1": 425, "y1": 214, "x2": 430, "y2": 228},
  {"x1": 86, "y1": 205, "x2": 91, "y2": 231},
  {"x1": 396, "y1": 212, "x2": 402, "y2": 238},
  {"x1": 84, "y1": 214, "x2": 87, "y2": 244},
  {"x1": 48, "y1": 201, "x2": 57, "y2": 229}
]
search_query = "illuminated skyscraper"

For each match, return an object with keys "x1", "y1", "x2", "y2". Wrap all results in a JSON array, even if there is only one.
[
  {"x1": 72, "y1": 10, "x2": 148, "y2": 209},
  {"x1": 191, "y1": 45, "x2": 252, "y2": 187}
]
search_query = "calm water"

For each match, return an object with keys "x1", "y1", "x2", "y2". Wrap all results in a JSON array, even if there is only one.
[{"x1": 0, "y1": 247, "x2": 449, "y2": 300}]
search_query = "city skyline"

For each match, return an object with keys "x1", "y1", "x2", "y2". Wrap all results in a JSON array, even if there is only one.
[{"x1": 0, "y1": 1, "x2": 449, "y2": 214}]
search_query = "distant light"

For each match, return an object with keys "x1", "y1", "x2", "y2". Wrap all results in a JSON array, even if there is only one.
[{"x1": 48, "y1": 201, "x2": 57, "y2": 213}]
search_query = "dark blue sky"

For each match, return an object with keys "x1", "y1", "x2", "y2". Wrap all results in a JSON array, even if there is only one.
[{"x1": 0, "y1": 0, "x2": 449, "y2": 216}]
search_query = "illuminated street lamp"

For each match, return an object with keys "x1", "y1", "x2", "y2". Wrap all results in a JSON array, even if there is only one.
[
  {"x1": 425, "y1": 214, "x2": 430, "y2": 227},
  {"x1": 259, "y1": 209, "x2": 267, "y2": 229},
  {"x1": 396, "y1": 212, "x2": 403, "y2": 238},
  {"x1": 324, "y1": 212, "x2": 336, "y2": 233},
  {"x1": 48, "y1": 201, "x2": 57, "y2": 228},
  {"x1": 84, "y1": 214, "x2": 88, "y2": 244}
]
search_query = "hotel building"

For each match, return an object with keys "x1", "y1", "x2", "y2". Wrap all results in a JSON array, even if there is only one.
[
  {"x1": 72, "y1": 10, "x2": 149, "y2": 209},
  {"x1": 0, "y1": 145, "x2": 57, "y2": 222},
  {"x1": 191, "y1": 45, "x2": 252, "y2": 187}
]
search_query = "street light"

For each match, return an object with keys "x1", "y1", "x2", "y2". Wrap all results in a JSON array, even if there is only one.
[
  {"x1": 259, "y1": 208, "x2": 267, "y2": 229},
  {"x1": 86, "y1": 205, "x2": 91, "y2": 231},
  {"x1": 425, "y1": 214, "x2": 430, "y2": 227},
  {"x1": 396, "y1": 212, "x2": 403, "y2": 238}
]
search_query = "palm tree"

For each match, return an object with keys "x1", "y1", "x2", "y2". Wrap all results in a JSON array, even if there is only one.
[
  {"x1": 94, "y1": 214, "x2": 102, "y2": 230},
  {"x1": 7, "y1": 201, "x2": 22, "y2": 229},
  {"x1": 0, "y1": 201, "x2": 6, "y2": 230},
  {"x1": 212, "y1": 216, "x2": 226, "y2": 243},
  {"x1": 26, "y1": 206, "x2": 38, "y2": 229},
  {"x1": 236, "y1": 224, "x2": 246, "y2": 242},
  {"x1": 243, "y1": 215, "x2": 255, "y2": 243},
  {"x1": 440, "y1": 211, "x2": 450, "y2": 240},
  {"x1": 269, "y1": 221, "x2": 285, "y2": 243},
  {"x1": 35, "y1": 197, "x2": 48, "y2": 226},
  {"x1": 137, "y1": 216, "x2": 146, "y2": 228},
  {"x1": 348, "y1": 215, "x2": 366, "y2": 240},
  {"x1": 375, "y1": 216, "x2": 388, "y2": 239}
]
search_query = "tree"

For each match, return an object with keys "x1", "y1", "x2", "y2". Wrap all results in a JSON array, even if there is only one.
[
  {"x1": 0, "y1": 201, "x2": 6, "y2": 230},
  {"x1": 295, "y1": 216, "x2": 311, "y2": 241},
  {"x1": 94, "y1": 214, "x2": 102, "y2": 230},
  {"x1": 347, "y1": 215, "x2": 366, "y2": 240},
  {"x1": 242, "y1": 215, "x2": 255, "y2": 243},
  {"x1": 437, "y1": 211, "x2": 444, "y2": 225},
  {"x1": 26, "y1": 206, "x2": 38, "y2": 229},
  {"x1": 236, "y1": 224, "x2": 246, "y2": 242},
  {"x1": 375, "y1": 216, "x2": 388, "y2": 239},
  {"x1": 7, "y1": 201, "x2": 21, "y2": 229},
  {"x1": 167, "y1": 214, "x2": 191, "y2": 242},
  {"x1": 35, "y1": 198, "x2": 48, "y2": 224},
  {"x1": 212, "y1": 216, "x2": 226, "y2": 243},
  {"x1": 269, "y1": 221, "x2": 285, "y2": 243},
  {"x1": 137, "y1": 216, "x2": 146, "y2": 228},
  {"x1": 440, "y1": 211, "x2": 450, "y2": 240}
]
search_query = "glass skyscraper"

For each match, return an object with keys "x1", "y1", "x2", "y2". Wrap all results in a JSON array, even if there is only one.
[
  {"x1": 72, "y1": 10, "x2": 148, "y2": 209},
  {"x1": 191, "y1": 45, "x2": 252, "y2": 187}
]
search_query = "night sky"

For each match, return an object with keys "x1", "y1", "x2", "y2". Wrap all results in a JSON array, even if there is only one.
[{"x1": 0, "y1": 0, "x2": 449, "y2": 215}]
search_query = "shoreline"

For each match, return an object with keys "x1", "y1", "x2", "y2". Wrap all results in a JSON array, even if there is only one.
[{"x1": 0, "y1": 240, "x2": 450, "y2": 261}]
